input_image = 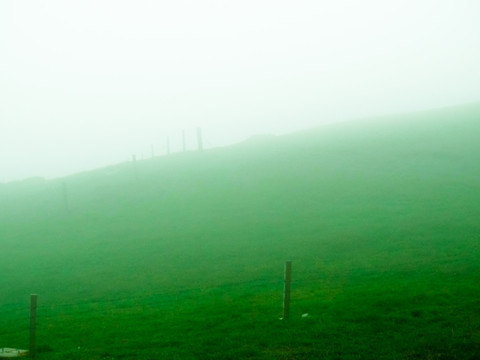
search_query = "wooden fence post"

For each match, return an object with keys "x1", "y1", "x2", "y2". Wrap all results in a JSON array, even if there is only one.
[
  {"x1": 29, "y1": 294, "x2": 37, "y2": 358},
  {"x1": 283, "y1": 261, "x2": 292, "y2": 319}
]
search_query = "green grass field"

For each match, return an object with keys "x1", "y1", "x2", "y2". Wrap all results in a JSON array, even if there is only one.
[{"x1": 1, "y1": 102, "x2": 480, "y2": 359}]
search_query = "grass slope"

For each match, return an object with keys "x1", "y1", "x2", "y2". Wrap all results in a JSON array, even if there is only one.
[{"x1": 1, "y1": 102, "x2": 480, "y2": 359}]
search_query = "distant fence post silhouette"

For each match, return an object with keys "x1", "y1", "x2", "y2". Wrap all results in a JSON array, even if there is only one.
[
  {"x1": 283, "y1": 261, "x2": 292, "y2": 319},
  {"x1": 29, "y1": 294, "x2": 37, "y2": 358}
]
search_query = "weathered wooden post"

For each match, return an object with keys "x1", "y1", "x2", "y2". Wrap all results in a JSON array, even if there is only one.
[
  {"x1": 283, "y1": 261, "x2": 292, "y2": 320},
  {"x1": 29, "y1": 294, "x2": 37, "y2": 358},
  {"x1": 196, "y1": 128, "x2": 203, "y2": 152}
]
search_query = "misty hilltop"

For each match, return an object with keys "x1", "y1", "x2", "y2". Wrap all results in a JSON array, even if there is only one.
[
  {"x1": 1, "y1": 100, "x2": 479, "y2": 250},
  {"x1": 4, "y1": 100, "x2": 480, "y2": 184}
]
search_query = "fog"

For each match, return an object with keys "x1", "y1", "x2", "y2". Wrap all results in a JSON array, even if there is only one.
[{"x1": 1, "y1": 0, "x2": 479, "y2": 183}]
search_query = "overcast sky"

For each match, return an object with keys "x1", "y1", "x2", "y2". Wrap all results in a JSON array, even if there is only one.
[{"x1": 1, "y1": 0, "x2": 479, "y2": 182}]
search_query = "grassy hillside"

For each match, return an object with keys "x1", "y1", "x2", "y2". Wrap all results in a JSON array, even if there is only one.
[{"x1": 1, "y1": 102, "x2": 480, "y2": 359}]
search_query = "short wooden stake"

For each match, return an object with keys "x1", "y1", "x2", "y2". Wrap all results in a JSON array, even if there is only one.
[
  {"x1": 283, "y1": 261, "x2": 292, "y2": 320},
  {"x1": 29, "y1": 294, "x2": 37, "y2": 358}
]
